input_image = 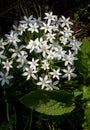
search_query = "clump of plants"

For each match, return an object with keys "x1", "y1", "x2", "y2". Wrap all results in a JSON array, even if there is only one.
[{"x1": 0, "y1": 12, "x2": 90, "y2": 130}]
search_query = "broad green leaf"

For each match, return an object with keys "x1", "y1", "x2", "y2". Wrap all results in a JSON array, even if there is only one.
[
  {"x1": 85, "y1": 101, "x2": 90, "y2": 130},
  {"x1": 20, "y1": 90, "x2": 75, "y2": 115},
  {"x1": 76, "y1": 37, "x2": 90, "y2": 76}
]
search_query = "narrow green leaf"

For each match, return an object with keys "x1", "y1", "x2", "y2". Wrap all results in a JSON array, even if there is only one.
[{"x1": 20, "y1": 90, "x2": 75, "y2": 115}]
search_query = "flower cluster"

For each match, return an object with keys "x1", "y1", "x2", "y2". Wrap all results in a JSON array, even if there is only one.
[{"x1": 0, "y1": 12, "x2": 82, "y2": 90}]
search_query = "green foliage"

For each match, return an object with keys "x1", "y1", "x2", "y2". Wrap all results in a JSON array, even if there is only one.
[
  {"x1": 20, "y1": 90, "x2": 75, "y2": 115},
  {"x1": 0, "y1": 115, "x2": 14, "y2": 130},
  {"x1": 85, "y1": 101, "x2": 90, "y2": 130},
  {"x1": 82, "y1": 86, "x2": 90, "y2": 100},
  {"x1": 76, "y1": 37, "x2": 90, "y2": 79}
]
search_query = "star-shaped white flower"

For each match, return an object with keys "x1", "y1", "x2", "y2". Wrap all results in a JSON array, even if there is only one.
[
  {"x1": 0, "y1": 72, "x2": 13, "y2": 86},
  {"x1": 28, "y1": 23, "x2": 39, "y2": 33},
  {"x1": 50, "y1": 69, "x2": 62, "y2": 80},
  {"x1": 40, "y1": 22, "x2": 52, "y2": 33},
  {"x1": 28, "y1": 58, "x2": 39, "y2": 70},
  {"x1": 22, "y1": 67, "x2": 37, "y2": 80},
  {"x1": 2, "y1": 60, "x2": 13, "y2": 72},
  {"x1": 59, "y1": 15, "x2": 73, "y2": 28},
  {"x1": 44, "y1": 12, "x2": 57, "y2": 22},
  {"x1": 62, "y1": 66, "x2": 76, "y2": 80},
  {"x1": 37, "y1": 75, "x2": 52, "y2": 89},
  {"x1": 5, "y1": 31, "x2": 20, "y2": 47},
  {"x1": 41, "y1": 60, "x2": 50, "y2": 70},
  {"x1": 26, "y1": 38, "x2": 40, "y2": 53}
]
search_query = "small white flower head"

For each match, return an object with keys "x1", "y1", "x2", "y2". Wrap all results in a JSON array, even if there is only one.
[
  {"x1": 60, "y1": 27, "x2": 73, "y2": 38},
  {"x1": 46, "y1": 32, "x2": 56, "y2": 43},
  {"x1": 59, "y1": 15, "x2": 73, "y2": 28},
  {"x1": 38, "y1": 42, "x2": 50, "y2": 58},
  {"x1": 0, "y1": 72, "x2": 13, "y2": 86},
  {"x1": 28, "y1": 23, "x2": 39, "y2": 33},
  {"x1": 20, "y1": 15, "x2": 36, "y2": 25},
  {"x1": 44, "y1": 12, "x2": 57, "y2": 23},
  {"x1": 16, "y1": 51, "x2": 28, "y2": 65},
  {"x1": 40, "y1": 22, "x2": 53, "y2": 33},
  {"x1": 22, "y1": 67, "x2": 37, "y2": 80},
  {"x1": 37, "y1": 75, "x2": 52, "y2": 89},
  {"x1": 18, "y1": 23, "x2": 28, "y2": 35},
  {"x1": 50, "y1": 69, "x2": 62, "y2": 80},
  {"x1": 47, "y1": 49, "x2": 56, "y2": 60},
  {"x1": 41, "y1": 59, "x2": 50, "y2": 70},
  {"x1": 62, "y1": 50, "x2": 78, "y2": 66},
  {"x1": 5, "y1": 31, "x2": 21, "y2": 47},
  {"x1": 55, "y1": 46, "x2": 66, "y2": 60},
  {"x1": 69, "y1": 37, "x2": 82, "y2": 54},
  {"x1": 62, "y1": 66, "x2": 77, "y2": 80},
  {"x1": 59, "y1": 36, "x2": 68, "y2": 45},
  {"x1": 2, "y1": 59, "x2": 13, "y2": 72},
  {"x1": 27, "y1": 58, "x2": 39, "y2": 70},
  {"x1": 26, "y1": 38, "x2": 40, "y2": 53}
]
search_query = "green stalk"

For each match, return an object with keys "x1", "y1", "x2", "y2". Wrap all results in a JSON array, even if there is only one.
[
  {"x1": 28, "y1": 109, "x2": 33, "y2": 130},
  {"x1": 4, "y1": 88, "x2": 13, "y2": 130}
]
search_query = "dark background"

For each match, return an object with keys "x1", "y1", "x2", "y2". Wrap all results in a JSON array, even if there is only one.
[{"x1": 0, "y1": 0, "x2": 90, "y2": 36}]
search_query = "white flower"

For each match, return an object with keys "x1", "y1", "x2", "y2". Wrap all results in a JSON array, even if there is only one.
[
  {"x1": 28, "y1": 58, "x2": 39, "y2": 70},
  {"x1": 28, "y1": 23, "x2": 39, "y2": 33},
  {"x1": 47, "y1": 50, "x2": 56, "y2": 60},
  {"x1": 69, "y1": 38, "x2": 82, "y2": 54},
  {"x1": 62, "y1": 50, "x2": 78, "y2": 66},
  {"x1": 38, "y1": 42, "x2": 50, "y2": 58},
  {"x1": 41, "y1": 60, "x2": 50, "y2": 70},
  {"x1": 5, "y1": 31, "x2": 21, "y2": 47},
  {"x1": 22, "y1": 67, "x2": 37, "y2": 80},
  {"x1": 2, "y1": 60, "x2": 13, "y2": 72},
  {"x1": 18, "y1": 23, "x2": 28, "y2": 35},
  {"x1": 16, "y1": 51, "x2": 28, "y2": 65},
  {"x1": 26, "y1": 38, "x2": 40, "y2": 53},
  {"x1": 46, "y1": 32, "x2": 56, "y2": 43},
  {"x1": 20, "y1": 15, "x2": 36, "y2": 25},
  {"x1": 60, "y1": 27, "x2": 73, "y2": 38},
  {"x1": 59, "y1": 36, "x2": 68, "y2": 45},
  {"x1": 37, "y1": 75, "x2": 52, "y2": 89},
  {"x1": 50, "y1": 69, "x2": 62, "y2": 80},
  {"x1": 44, "y1": 12, "x2": 57, "y2": 22},
  {"x1": 40, "y1": 22, "x2": 52, "y2": 33},
  {"x1": 0, "y1": 72, "x2": 13, "y2": 86},
  {"x1": 59, "y1": 15, "x2": 73, "y2": 28},
  {"x1": 55, "y1": 46, "x2": 66, "y2": 60},
  {"x1": 62, "y1": 66, "x2": 76, "y2": 80},
  {"x1": 0, "y1": 38, "x2": 8, "y2": 50}
]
